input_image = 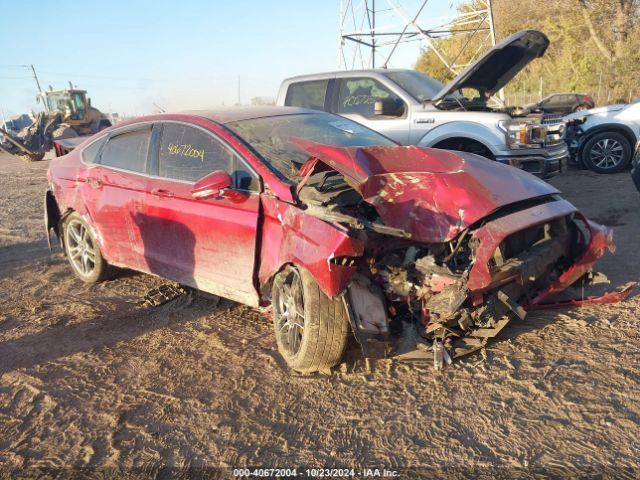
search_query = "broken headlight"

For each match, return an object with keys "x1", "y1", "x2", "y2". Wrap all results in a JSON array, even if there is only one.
[{"x1": 498, "y1": 120, "x2": 547, "y2": 149}]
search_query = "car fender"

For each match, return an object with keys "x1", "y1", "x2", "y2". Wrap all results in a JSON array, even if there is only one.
[
  {"x1": 257, "y1": 196, "x2": 364, "y2": 300},
  {"x1": 416, "y1": 121, "x2": 503, "y2": 155},
  {"x1": 575, "y1": 122, "x2": 638, "y2": 154},
  {"x1": 48, "y1": 183, "x2": 112, "y2": 261}
]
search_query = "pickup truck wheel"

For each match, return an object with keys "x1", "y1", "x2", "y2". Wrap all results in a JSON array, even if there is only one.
[
  {"x1": 62, "y1": 213, "x2": 110, "y2": 283},
  {"x1": 581, "y1": 132, "x2": 631, "y2": 173},
  {"x1": 272, "y1": 266, "x2": 349, "y2": 373}
]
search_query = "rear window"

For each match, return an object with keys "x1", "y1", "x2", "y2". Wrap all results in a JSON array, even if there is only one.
[
  {"x1": 81, "y1": 136, "x2": 107, "y2": 164},
  {"x1": 100, "y1": 128, "x2": 151, "y2": 173},
  {"x1": 284, "y1": 80, "x2": 329, "y2": 110}
]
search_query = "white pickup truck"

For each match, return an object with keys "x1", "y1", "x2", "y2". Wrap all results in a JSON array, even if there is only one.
[{"x1": 277, "y1": 30, "x2": 568, "y2": 179}]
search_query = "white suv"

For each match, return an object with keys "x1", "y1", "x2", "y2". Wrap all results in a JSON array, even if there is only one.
[
  {"x1": 277, "y1": 30, "x2": 568, "y2": 179},
  {"x1": 564, "y1": 100, "x2": 640, "y2": 173}
]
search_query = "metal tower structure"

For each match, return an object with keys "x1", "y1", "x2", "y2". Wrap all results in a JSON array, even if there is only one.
[{"x1": 338, "y1": 0, "x2": 497, "y2": 74}]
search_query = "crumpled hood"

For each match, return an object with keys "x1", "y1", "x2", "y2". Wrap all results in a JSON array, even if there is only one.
[{"x1": 294, "y1": 140, "x2": 559, "y2": 243}]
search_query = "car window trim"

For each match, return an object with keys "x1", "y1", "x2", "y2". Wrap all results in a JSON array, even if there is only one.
[
  {"x1": 153, "y1": 119, "x2": 262, "y2": 193},
  {"x1": 148, "y1": 123, "x2": 162, "y2": 176},
  {"x1": 97, "y1": 121, "x2": 154, "y2": 174},
  {"x1": 324, "y1": 78, "x2": 337, "y2": 112}
]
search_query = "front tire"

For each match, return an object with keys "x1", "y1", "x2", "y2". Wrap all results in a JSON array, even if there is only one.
[
  {"x1": 62, "y1": 213, "x2": 110, "y2": 283},
  {"x1": 581, "y1": 132, "x2": 632, "y2": 173},
  {"x1": 272, "y1": 266, "x2": 350, "y2": 373}
]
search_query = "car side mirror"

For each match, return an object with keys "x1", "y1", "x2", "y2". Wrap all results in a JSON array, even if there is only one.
[
  {"x1": 191, "y1": 170, "x2": 233, "y2": 199},
  {"x1": 374, "y1": 98, "x2": 404, "y2": 117}
]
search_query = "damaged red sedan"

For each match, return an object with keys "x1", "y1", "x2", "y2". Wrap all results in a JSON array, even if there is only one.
[{"x1": 46, "y1": 107, "x2": 626, "y2": 372}]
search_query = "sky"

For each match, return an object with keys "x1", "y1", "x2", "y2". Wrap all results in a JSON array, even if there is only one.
[{"x1": 0, "y1": 0, "x2": 459, "y2": 119}]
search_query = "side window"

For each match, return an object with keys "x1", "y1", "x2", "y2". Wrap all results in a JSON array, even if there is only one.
[
  {"x1": 545, "y1": 95, "x2": 562, "y2": 106},
  {"x1": 284, "y1": 80, "x2": 329, "y2": 110},
  {"x1": 81, "y1": 135, "x2": 107, "y2": 164},
  {"x1": 159, "y1": 123, "x2": 259, "y2": 190},
  {"x1": 336, "y1": 77, "x2": 404, "y2": 119},
  {"x1": 100, "y1": 128, "x2": 151, "y2": 173}
]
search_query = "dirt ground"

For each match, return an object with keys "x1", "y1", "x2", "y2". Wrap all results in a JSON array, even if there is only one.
[{"x1": 0, "y1": 150, "x2": 639, "y2": 479}]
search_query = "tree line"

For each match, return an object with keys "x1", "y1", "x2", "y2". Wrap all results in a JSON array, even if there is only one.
[{"x1": 415, "y1": 0, "x2": 640, "y2": 105}]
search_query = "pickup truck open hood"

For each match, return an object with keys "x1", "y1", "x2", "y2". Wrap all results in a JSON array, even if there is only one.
[
  {"x1": 294, "y1": 140, "x2": 559, "y2": 243},
  {"x1": 432, "y1": 30, "x2": 549, "y2": 102}
]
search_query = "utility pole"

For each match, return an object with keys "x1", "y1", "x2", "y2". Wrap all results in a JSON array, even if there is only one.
[
  {"x1": 371, "y1": 0, "x2": 376, "y2": 68},
  {"x1": 338, "y1": 0, "x2": 344, "y2": 68},
  {"x1": 486, "y1": 0, "x2": 504, "y2": 104},
  {"x1": 487, "y1": 0, "x2": 497, "y2": 47},
  {"x1": 237, "y1": 75, "x2": 241, "y2": 105},
  {"x1": 25, "y1": 64, "x2": 48, "y2": 113}
]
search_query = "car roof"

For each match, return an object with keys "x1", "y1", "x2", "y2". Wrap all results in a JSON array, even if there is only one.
[
  {"x1": 545, "y1": 93, "x2": 587, "y2": 98},
  {"x1": 283, "y1": 68, "x2": 415, "y2": 82},
  {"x1": 180, "y1": 106, "x2": 318, "y2": 124}
]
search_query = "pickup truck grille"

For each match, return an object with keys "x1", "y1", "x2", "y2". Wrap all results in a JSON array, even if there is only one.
[{"x1": 542, "y1": 114, "x2": 565, "y2": 124}]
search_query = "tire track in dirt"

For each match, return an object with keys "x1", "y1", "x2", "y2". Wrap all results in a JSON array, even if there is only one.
[{"x1": 1, "y1": 153, "x2": 639, "y2": 474}]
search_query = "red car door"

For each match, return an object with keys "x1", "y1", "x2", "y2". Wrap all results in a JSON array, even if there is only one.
[
  {"x1": 136, "y1": 121, "x2": 261, "y2": 305},
  {"x1": 78, "y1": 124, "x2": 152, "y2": 270}
]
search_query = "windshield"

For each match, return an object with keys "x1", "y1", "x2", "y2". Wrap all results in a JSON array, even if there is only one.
[
  {"x1": 226, "y1": 112, "x2": 396, "y2": 183},
  {"x1": 383, "y1": 71, "x2": 444, "y2": 102},
  {"x1": 46, "y1": 92, "x2": 72, "y2": 113}
]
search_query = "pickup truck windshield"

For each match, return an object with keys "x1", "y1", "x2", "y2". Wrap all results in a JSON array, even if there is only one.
[
  {"x1": 226, "y1": 113, "x2": 395, "y2": 183},
  {"x1": 383, "y1": 71, "x2": 444, "y2": 103}
]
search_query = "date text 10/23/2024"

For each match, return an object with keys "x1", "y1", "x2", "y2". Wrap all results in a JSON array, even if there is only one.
[{"x1": 232, "y1": 468, "x2": 400, "y2": 477}]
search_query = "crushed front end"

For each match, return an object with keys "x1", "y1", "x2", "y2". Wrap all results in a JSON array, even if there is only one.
[
  {"x1": 293, "y1": 142, "x2": 629, "y2": 368},
  {"x1": 358, "y1": 198, "x2": 619, "y2": 368}
]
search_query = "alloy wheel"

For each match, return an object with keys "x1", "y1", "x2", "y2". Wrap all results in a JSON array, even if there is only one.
[
  {"x1": 274, "y1": 269, "x2": 305, "y2": 357},
  {"x1": 66, "y1": 219, "x2": 97, "y2": 277},
  {"x1": 590, "y1": 138, "x2": 624, "y2": 170}
]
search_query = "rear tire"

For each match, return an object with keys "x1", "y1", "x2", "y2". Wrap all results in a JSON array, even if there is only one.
[
  {"x1": 581, "y1": 131, "x2": 632, "y2": 174},
  {"x1": 62, "y1": 212, "x2": 110, "y2": 283},
  {"x1": 272, "y1": 266, "x2": 350, "y2": 373}
]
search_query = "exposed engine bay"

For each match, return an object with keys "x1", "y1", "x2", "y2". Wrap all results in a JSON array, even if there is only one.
[{"x1": 294, "y1": 150, "x2": 623, "y2": 368}]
